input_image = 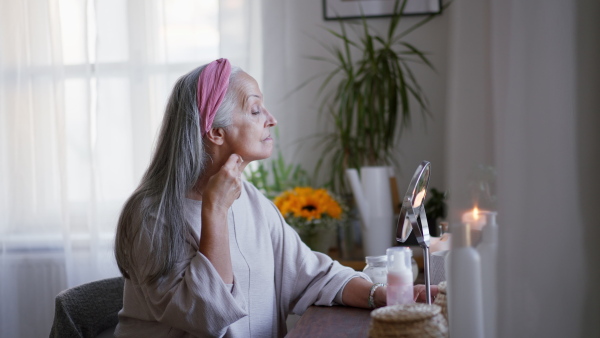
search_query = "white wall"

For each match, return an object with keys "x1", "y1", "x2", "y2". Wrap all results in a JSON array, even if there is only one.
[
  {"x1": 261, "y1": 0, "x2": 450, "y2": 195},
  {"x1": 259, "y1": 3, "x2": 600, "y2": 337},
  {"x1": 443, "y1": 0, "x2": 600, "y2": 336}
]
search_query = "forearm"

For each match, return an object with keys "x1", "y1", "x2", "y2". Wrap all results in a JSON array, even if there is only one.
[
  {"x1": 199, "y1": 205, "x2": 233, "y2": 284},
  {"x1": 341, "y1": 277, "x2": 386, "y2": 309}
]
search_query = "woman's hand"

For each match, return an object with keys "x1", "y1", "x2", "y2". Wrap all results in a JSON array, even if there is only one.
[
  {"x1": 199, "y1": 153, "x2": 244, "y2": 284},
  {"x1": 414, "y1": 284, "x2": 439, "y2": 303},
  {"x1": 203, "y1": 154, "x2": 244, "y2": 213},
  {"x1": 372, "y1": 284, "x2": 439, "y2": 307}
]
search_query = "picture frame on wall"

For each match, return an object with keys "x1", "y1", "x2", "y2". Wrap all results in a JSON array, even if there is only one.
[{"x1": 323, "y1": 0, "x2": 442, "y2": 20}]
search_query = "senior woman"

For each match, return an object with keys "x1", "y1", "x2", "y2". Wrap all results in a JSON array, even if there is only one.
[{"x1": 114, "y1": 58, "x2": 433, "y2": 337}]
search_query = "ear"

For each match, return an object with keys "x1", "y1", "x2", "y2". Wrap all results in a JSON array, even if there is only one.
[{"x1": 205, "y1": 127, "x2": 226, "y2": 146}]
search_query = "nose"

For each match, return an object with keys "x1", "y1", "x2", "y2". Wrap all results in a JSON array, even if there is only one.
[{"x1": 265, "y1": 109, "x2": 277, "y2": 127}]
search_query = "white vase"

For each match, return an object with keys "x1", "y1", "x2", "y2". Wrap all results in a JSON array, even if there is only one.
[{"x1": 346, "y1": 166, "x2": 395, "y2": 256}]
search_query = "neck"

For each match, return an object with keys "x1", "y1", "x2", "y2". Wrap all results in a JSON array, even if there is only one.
[
  {"x1": 186, "y1": 149, "x2": 249, "y2": 201},
  {"x1": 187, "y1": 160, "x2": 220, "y2": 201}
]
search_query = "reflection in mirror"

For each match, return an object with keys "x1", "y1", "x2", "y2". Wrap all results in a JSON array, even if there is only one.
[
  {"x1": 396, "y1": 161, "x2": 431, "y2": 243},
  {"x1": 413, "y1": 190, "x2": 426, "y2": 208}
]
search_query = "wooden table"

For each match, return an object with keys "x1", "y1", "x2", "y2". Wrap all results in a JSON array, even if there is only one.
[
  {"x1": 287, "y1": 250, "x2": 429, "y2": 337},
  {"x1": 285, "y1": 269, "x2": 427, "y2": 337},
  {"x1": 286, "y1": 305, "x2": 373, "y2": 337}
]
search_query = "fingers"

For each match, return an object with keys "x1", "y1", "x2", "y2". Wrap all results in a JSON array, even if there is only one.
[
  {"x1": 414, "y1": 285, "x2": 425, "y2": 302},
  {"x1": 203, "y1": 153, "x2": 245, "y2": 207},
  {"x1": 413, "y1": 285, "x2": 439, "y2": 303},
  {"x1": 225, "y1": 154, "x2": 243, "y2": 196},
  {"x1": 223, "y1": 154, "x2": 244, "y2": 174},
  {"x1": 218, "y1": 154, "x2": 244, "y2": 199},
  {"x1": 227, "y1": 154, "x2": 244, "y2": 199}
]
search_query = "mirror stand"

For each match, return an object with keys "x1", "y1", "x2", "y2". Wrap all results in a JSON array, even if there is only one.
[{"x1": 410, "y1": 206, "x2": 431, "y2": 304}]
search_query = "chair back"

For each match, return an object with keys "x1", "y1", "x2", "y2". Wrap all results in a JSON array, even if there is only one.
[{"x1": 49, "y1": 277, "x2": 124, "y2": 338}]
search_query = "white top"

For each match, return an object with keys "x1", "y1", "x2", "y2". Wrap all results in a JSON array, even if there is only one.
[{"x1": 115, "y1": 181, "x2": 367, "y2": 337}]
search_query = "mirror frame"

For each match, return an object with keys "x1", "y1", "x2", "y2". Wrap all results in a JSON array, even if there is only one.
[{"x1": 396, "y1": 161, "x2": 431, "y2": 246}]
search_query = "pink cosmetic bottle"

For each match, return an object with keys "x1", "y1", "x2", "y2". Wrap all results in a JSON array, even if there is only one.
[{"x1": 386, "y1": 246, "x2": 414, "y2": 305}]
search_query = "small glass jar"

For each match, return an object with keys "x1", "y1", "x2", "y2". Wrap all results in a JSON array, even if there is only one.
[
  {"x1": 363, "y1": 255, "x2": 388, "y2": 284},
  {"x1": 386, "y1": 247, "x2": 414, "y2": 306}
]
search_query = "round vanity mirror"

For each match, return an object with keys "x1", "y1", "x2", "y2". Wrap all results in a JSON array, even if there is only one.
[
  {"x1": 396, "y1": 161, "x2": 431, "y2": 243},
  {"x1": 395, "y1": 161, "x2": 433, "y2": 304}
]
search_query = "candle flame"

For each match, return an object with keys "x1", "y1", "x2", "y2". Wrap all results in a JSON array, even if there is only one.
[{"x1": 473, "y1": 207, "x2": 479, "y2": 220}]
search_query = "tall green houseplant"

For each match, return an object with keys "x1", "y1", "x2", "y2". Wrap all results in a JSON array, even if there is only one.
[{"x1": 315, "y1": 0, "x2": 441, "y2": 193}]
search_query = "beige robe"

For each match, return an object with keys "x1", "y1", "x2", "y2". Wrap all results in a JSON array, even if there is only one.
[{"x1": 115, "y1": 181, "x2": 368, "y2": 337}]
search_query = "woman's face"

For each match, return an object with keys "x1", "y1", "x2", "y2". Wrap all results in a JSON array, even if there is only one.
[{"x1": 222, "y1": 72, "x2": 277, "y2": 162}]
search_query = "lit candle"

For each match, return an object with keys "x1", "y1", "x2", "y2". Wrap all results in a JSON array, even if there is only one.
[{"x1": 462, "y1": 207, "x2": 487, "y2": 231}]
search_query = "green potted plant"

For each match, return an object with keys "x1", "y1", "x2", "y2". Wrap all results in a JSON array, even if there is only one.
[
  {"x1": 312, "y1": 0, "x2": 443, "y2": 256},
  {"x1": 425, "y1": 187, "x2": 448, "y2": 237},
  {"x1": 273, "y1": 186, "x2": 348, "y2": 253},
  {"x1": 314, "y1": 0, "x2": 440, "y2": 191},
  {"x1": 243, "y1": 130, "x2": 348, "y2": 253}
]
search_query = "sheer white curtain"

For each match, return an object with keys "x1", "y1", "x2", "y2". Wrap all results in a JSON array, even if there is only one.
[
  {"x1": 445, "y1": 0, "x2": 600, "y2": 336},
  {"x1": 0, "y1": 0, "x2": 261, "y2": 337}
]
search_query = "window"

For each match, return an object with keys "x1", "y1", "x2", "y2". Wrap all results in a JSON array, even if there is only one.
[{"x1": 1, "y1": 0, "x2": 259, "y2": 241}]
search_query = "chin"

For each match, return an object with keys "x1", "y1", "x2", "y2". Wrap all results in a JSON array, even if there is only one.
[
  {"x1": 259, "y1": 145, "x2": 274, "y2": 159},
  {"x1": 243, "y1": 151, "x2": 273, "y2": 162},
  {"x1": 257, "y1": 151, "x2": 273, "y2": 161},
  {"x1": 239, "y1": 144, "x2": 274, "y2": 162}
]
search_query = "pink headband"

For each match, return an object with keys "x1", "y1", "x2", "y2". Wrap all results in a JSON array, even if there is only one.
[{"x1": 197, "y1": 58, "x2": 232, "y2": 136}]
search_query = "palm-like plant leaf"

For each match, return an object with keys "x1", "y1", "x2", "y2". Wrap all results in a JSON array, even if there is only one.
[{"x1": 312, "y1": 0, "x2": 441, "y2": 193}]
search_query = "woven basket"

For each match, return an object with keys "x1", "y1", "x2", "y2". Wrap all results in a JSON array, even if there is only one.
[
  {"x1": 368, "y1": 303, "x2": 448, "y2": 338},
  {"x1": 434, "y1": 281, "x2": 448, "y2": 323}
]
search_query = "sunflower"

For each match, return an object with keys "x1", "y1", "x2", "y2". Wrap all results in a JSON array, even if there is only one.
[{"x1": 273, "y1": 187, "x2": 345, "y2": 232}]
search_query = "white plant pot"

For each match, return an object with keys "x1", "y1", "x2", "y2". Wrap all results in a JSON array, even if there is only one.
[{"x1": 346, "y1": 166, "x2": 395, "y2": 256}]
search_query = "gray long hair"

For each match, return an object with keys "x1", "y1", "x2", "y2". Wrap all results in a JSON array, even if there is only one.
[{"x1": 115, "y1": 64, "x2": 242, "y2": 283}]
